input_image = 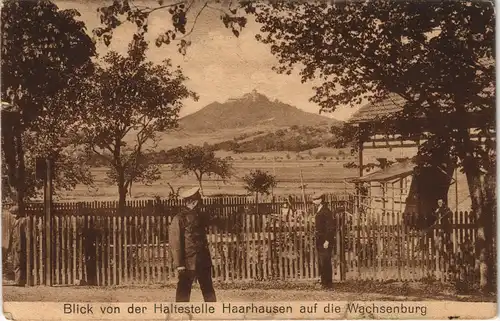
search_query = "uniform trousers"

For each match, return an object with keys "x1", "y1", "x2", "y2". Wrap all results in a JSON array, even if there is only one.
[
  {"x1": 12, "y1": 250, "x2": 26, "y2": 286},
  {"x1": 317, "y1": 247, "x2": 333, "y2": 287},
  {"x1": 176, "y1": 266, "x2": 216, "y2": 302}
]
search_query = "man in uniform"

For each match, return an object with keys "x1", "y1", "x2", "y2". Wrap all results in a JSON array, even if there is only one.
[
  {"x1": 312, "y1": 192, "x2": 336, "y2": 289},
  {"x1": 168, "y1": 187, "x2": 216, "y2": 302},
  {"x1": 7, "y1": 205, "x2": 27, "y2": 286},
  {"x1": 435, "y1": 199, "x2": 453, "y2": 253}
]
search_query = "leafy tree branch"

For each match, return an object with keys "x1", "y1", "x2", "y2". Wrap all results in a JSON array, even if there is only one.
[
  {"x1": 171, "y1": 145, "x2": 233, "y2": 194},
  {"x1": 80, "y1": 48, "x2": 197, "y2": 213}
]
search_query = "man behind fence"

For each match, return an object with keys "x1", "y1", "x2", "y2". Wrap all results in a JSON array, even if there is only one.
[
  {"x1": 168, "y1": 187, "x2": 216, "y2": 302},
  {"x1": 7, "y1": 205, "x2": 27, "y2": 286},
  {"x1": 312, "y1": 192, "x2": 336, "y2": 289},
  {"x1": 435, "y1": 199, "x2": 453, "y2": 252}
]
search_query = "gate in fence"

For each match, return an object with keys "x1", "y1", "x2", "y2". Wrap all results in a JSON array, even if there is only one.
[{"x1": 11, "y1": 196, "x2": 480, "y2": 286}]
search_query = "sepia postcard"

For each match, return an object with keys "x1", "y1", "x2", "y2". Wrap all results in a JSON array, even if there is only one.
[{"x1": 1, "y1": 0, "x2": 497, "y2": 320}]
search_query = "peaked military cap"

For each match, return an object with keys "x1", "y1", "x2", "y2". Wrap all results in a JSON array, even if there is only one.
[
  {"x1": 312, "y1": 192, "x2": 325, "y2": 200},
  {"x1": 180, "y1": 187, "x2": 201, "y2": 200}
]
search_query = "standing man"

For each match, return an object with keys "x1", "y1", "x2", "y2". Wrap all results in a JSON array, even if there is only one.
[
  {"x1": 169, "y1": 187, "x2": 216, "y2": 302},
  {"x1": 435, "y1": 199, "x2": 453, "y2": 252},
  {"x1": 312, "y1": 192, "x2": 336, "y2": 289},
  {"x1": 7, "y1": 205, "x2": 27, "y2": 286}
]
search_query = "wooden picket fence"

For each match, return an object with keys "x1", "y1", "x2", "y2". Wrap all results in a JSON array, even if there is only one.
[{"x1": 8, "y1": 195, "x2": 482, "y2": 286}]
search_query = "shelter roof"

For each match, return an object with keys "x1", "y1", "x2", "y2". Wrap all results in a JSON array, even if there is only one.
[
  {"x1": 350, "y1": 160, "x2": 415, "y2": 183},
  {"x1": 349, "y1": 93, "x2": 405, "y2": 124},
  {"x1": 349, "y1": 58, "x2": 494, "y2": 125}
]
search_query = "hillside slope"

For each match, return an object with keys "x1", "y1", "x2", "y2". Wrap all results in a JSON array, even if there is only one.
[
  {"x1": 211, "y1": 124, "x2": 335, "y2": 153},
  {"x1": 178, "y1": 90, "x2": 341, "y2": 133}
]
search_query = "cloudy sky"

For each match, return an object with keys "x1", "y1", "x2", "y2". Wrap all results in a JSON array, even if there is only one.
[{"x1": 57, "y1": 0, "x2": 359, "y2": 121}]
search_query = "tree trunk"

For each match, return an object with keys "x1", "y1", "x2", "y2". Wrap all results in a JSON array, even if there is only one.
[
  {"x1": 2, "y1": 119, "x2": 19, "y2": 203},
  {"x1": 15, "y1": 126, "x2": 25, "y2": 216},
  {"x1": 458, "y1": 122, "x2": 495, "y2": 292},
  {"x1": 463, "y1": 166, "x2": 495, "y2": 292},
  {"x1": 117, "y1": 172, "x2": 127, "y2": 216},
  {"x1": 116, "y1": 173, "x2": 127, "y2": 287},
  {"x1": 255, "y1": 192, "x2": 259, "y2": 215},
  {"x1": 197, "y1": 173, "x2": 204, "y2": 196},
  {"x1": 405, "y1": 157, "x2": 455, "y2": 230},
  {"x1": 2, "y1": 116, "x2": 26, "y2": 213}
]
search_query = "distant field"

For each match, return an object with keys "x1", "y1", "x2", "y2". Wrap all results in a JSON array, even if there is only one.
[{"x1": 56, "y1": 158, "x2": 358, "y2": 202}]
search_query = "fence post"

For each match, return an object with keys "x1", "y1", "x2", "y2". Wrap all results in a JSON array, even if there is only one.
[
  {"x1": 340, "y1": 210, "x2": 346, "y2": 281},
  {"x1": 26, "y1": 215, "x2": 32, "y2": 286},
  {"x1": 44, "y1": 157, "x2": 53, "y2": 286}
]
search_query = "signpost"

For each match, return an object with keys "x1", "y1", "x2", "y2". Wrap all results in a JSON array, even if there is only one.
[{"x1": 37, "y1": 156, "x2": 54, "y2": 286}]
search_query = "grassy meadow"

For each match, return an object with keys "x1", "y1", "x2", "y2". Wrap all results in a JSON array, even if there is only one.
[{"x1": 55, "y1": 150, "x2": 358, "y2": 202}]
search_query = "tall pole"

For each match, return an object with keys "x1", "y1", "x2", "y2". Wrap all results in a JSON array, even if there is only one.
[
  {"x1": 299, "y1": 166, "x2": 306, "y2": 207},
  {"x1": 44, "y1": 157, "x2": 53, "y2": 286},
  {"x1": 358, "y1": 136, "x2": 364, "y2": 177},
  {"x1": 455, "y1": 165, "x2": 458, "y2": 212},
  {"x1": 272, "y1": 157, "x2": 276, "y2": 197}
]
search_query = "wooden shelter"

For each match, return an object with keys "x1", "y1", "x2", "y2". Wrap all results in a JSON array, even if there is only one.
[{"x1": 348, "y1": 94, "x2": 472, "y2": 215}]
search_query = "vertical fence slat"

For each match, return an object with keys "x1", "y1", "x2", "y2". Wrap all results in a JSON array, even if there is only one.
[
  {"x1": 26, "y1": 215, "x2": 32, "y2": 286},
  {"x1": 396, "y1": 211, "x2": 402, "y2": 281},
  {"x1": 118, "y1": 215, "x2": 123, "y2": 285},
  {"x1": 308, "y1": 201, "x2": 315, "y2": 280},
  {"x1": 162, "y1": 214, "x2": 168, "y2": 283},
  {"x1": 405, "y1": 213, "x2": 410, "y2": 281},
  {"x1": 236, "y1": 200, "x2": 242, "y2": 281},
  {"x1": 141, "y1": 210, "x2": 146, "y2": 284},
  {"x1": 61, "y1": 215, "x2": 66, "y2": 285},
  {"x1": 218, "y1": 198, "x2": 223, "y2": 281},
  {"x1": 124, "y1": 215, "x2": 129, "y2": 284},
  {"x1": 146, "y1": 209, "x2": 151, "y2": 285},
  {"x1": 244, "y1": 207, "x2": 250, "y2": 281},
  {"x1": 345, "y1": 207, "x2": 351, "y2": 281},
  {"x1": 100, "y1": 210, "x2": 104, "y2": 286},
  {"x1": 168, "y1": 212, "x2": 174, "y2": 281},
  {"x1": 154, "y1": 214, "x2": 159, "y2": 284},
  {"x1": 133, "y1": 214, "x2": 138, "y2": 284},
  {"x1": 152, "y1": 213, "x2": 157, "y2": 284},
  {"x1": 98, "y1": 207, "x2": 104, "y2": 286},
  {"x1": 32, "y1": 215, "x2": 36, "y2": 286},
  {"x1": 161, "y1": 213, "x2": 166, "y2": 283},
  {"x1": 78, "y1": 214, "x2": 83, "y2": 285},
  {"x1": 229, "y1": 198, "x2": 236, "y2": 282},
  {"x1": 94, "y1": 206, "x2": 100, "y2": 286},
  {"x1": 67, "y1": 207, "x2": 71, "y2": 285},
  {"x1": 375, "y1": 211, "x2": 381, "y2": 281},
  {"x1": 61, "y1": 205, "x2": 68, "y2": 285},
  {"x1": 106, "y1": 212, "x2": 111, "y2": 286},
  {"x1": 72, "y1": 214, "x2": 77, "y2": 285},
  {"x1": 54, "y1": 215, "x2": 60, "y2": 285}
]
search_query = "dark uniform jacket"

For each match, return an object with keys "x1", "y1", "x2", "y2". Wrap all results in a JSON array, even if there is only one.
[
  {"x1": 168, "y1": 207, "x2": 212, "y2": 271},
  {"x1": 8, "y1": 216, "x2": 27, "y2": 285},
  {"x1": 435, "y1": 206, "x2": 453, "y2": 231},
  {"x1": 8, "y1": 216, "x2": 26, "y2": 255},
  {"x1": 315, "y1": 205, "x2": 336, "y2": 249}
]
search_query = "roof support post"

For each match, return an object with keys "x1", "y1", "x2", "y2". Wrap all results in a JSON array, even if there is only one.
[{"x1": 358, "y1": 124, "x2": 366, "y2": 177}]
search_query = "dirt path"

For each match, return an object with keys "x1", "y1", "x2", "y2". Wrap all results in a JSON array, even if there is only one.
[
  {"x1": 3, "y1": 282, "x2": 494, "y2": 302},
  {"x1": 1, "y1": 285, "x2": 426, "y2": 302}
]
